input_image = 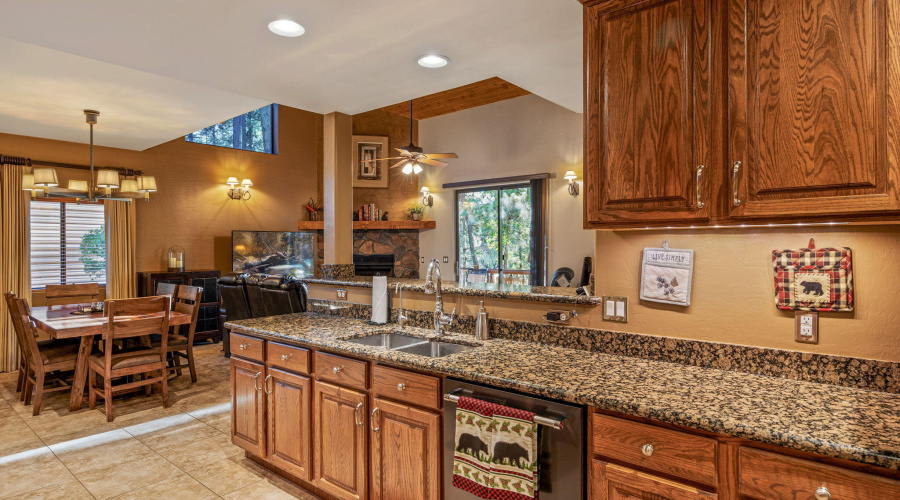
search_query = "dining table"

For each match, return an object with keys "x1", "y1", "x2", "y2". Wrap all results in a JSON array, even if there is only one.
[{"x1": 29, "y1": 303, "x2": 192, "y2": 411}]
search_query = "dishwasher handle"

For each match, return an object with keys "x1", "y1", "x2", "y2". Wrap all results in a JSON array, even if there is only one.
[{"x1": 443, "y1": 389, "x2": 566, "y2": 430}]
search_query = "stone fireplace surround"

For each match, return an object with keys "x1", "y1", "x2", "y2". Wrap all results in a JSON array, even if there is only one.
[{"x1": 353, "y1": 229, "x2": 420, "y2": 278}]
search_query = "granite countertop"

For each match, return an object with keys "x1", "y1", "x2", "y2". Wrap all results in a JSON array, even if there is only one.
[
  {"x1": 226, "y1": 312, "x2": 900, "y2": 471},
  {"x1": 300, "y1": 277, "x2": 602, "y2": 305}
]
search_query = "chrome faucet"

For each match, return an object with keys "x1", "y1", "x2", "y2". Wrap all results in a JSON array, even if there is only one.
[
  {"x1": 394, "y1": 282, "x2": 408, "y2": 330},
  {"x1": 424, "y1": 259, "x2": 456, "y2": 336}
]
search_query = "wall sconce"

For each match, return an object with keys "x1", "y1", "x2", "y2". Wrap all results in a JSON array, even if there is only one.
[
  {"x1": 226, "y1": 177, "x2": 252, "y2": 200},
  {"x1": 564, "y1": 170, "x2": 579, "y2": 196},
  {"x1": 420, "y1": 186, "x2": 434, "y2": 207}
]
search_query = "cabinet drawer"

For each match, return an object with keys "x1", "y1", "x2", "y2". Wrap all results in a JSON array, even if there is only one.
[
  {"x1": 739, "y1": 448, "x2": 900, "y2": 500},
  {"x1": 592, "y1": 413, "x2": 717, "y2": 487},
  {"x1": 372, "y1": 365, "x2": 441, "y2": 410},
  {"x1": 230, "y1": 333, "x2": 264, "y2": 362},
  {"x1": 315, "y1": 352, "x2": 367, "y2": 390},
  {"x1": 266, "y1": 342, "x2": 310, "y2": 374}
]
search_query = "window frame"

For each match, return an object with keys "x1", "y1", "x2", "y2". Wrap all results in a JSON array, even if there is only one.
[{"x1": 30, "y1": 198, "x2": 107, "y2": 290}]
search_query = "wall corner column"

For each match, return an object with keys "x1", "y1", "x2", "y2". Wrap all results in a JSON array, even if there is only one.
[{"x1": 322, "y1": 112, "x2": 354, "y2": 279}]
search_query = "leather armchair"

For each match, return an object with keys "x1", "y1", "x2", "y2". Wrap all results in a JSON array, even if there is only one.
[
  {"x1": 244, "y1": 274, "x2": 270, "y2": 318},
  {"x1": 217, "y1": 272, "x2": 250, "y2": 357},
  {"x1": 259, "y1": 275, "x2": 308, "y2": 316}
]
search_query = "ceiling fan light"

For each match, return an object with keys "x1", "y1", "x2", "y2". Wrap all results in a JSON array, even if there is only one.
[
  {"x1": 417, "y1": 54, "x2": 450, "y2": 68},
  {"x1": 413, "y1": 164, "x2": 423, "y2": 175},
  {"x1": 401, "y1": 162, "x2": 414, "y2": 175}
]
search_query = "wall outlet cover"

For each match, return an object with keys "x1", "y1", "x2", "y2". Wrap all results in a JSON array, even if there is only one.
[
  {"x1": 794, "y1": 311, "x2": 818, "y2": 344},
  {"x1": 336, "y1": 289, "x2": 348, "y2": 300}
]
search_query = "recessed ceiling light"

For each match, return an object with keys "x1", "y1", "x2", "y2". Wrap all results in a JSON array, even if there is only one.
[
  {"x1": 268, "y1": 19, "x2": 305, "y2": 37},
  {"x1": 417, "y1": 54, "x2": 450, "y2": 68}
]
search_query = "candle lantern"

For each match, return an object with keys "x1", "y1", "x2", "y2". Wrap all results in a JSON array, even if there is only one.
[{"x1": 166, "y1": 246, "x2": 185, "y2": 272}]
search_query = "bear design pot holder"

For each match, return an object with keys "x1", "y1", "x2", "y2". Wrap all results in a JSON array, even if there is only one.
[{"x1": 772, "y1": 238, "x2": 853, "y2": 312}]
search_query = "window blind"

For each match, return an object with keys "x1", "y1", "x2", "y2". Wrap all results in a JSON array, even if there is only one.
[{"x1": 30, "y1": 201, "x2": 106, "y2": 288}]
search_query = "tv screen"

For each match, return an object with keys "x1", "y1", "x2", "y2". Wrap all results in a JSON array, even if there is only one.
[{"x1": 232, "y1": 231, "x2": 315, "y2": 277}]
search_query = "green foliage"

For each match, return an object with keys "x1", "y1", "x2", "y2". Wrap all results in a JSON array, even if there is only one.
[
  {"x1": 185, "y1": 104, "x2": 275, "y2": 153},
  {"x1": 458, "y1": 187, "x2": 532, "y2": 271},
  {"x1": 408, "y1": 204, "x2": 425, "y2": 215},
  {"x1": 79, "y1": 227, "x2": 106, "y2": 280}
]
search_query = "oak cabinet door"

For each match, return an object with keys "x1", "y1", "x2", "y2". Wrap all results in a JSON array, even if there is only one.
[
  {"x1": 585, "y1": 0, "x2": 712, "y2": 227},
  {"x1": 313, "y1": 381, "x2": 368, "y2": 500},
  {"x1": 727, "y1": 0, "x2": 900, "y2": 218},
  {"x1": 370, "y1": 398, "x2": 441, "y2": 500},
  {"x1": 592, "y1": 460, "x2": 717, "y2": 500},
  {"x1": 266, "y1": 368, "x2": 311, "y2": 481},
  {"x1": 230, "y1": 358, "x2": 266, "y2": 457}
]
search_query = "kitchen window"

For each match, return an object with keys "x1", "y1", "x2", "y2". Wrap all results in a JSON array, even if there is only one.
[
  {"x1": 30, "y1": 200, "x2": 106, "y2": 288},
  {"x1": 185, "y1": 104, "x2": 277, "y2": 154}
]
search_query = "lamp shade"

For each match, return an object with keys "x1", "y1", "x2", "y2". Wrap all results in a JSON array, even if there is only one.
[
  {"x1": 563, "y1": 170, "x2": 578, "y2": 181},
  {"x1": 420, "y1": 186, "x2": 430, "y2": 194},
  {"x1": 22, "y1": 174, "x2": 37, "y2": 191},
  {"x1": 96, "y1": 170, "x2": 120, "y2": 188},
  {"x1": 68, "y1": 180, "x2": 89, "y2": 192},
  {"x1": 33, "y1": 168, "x2": 58, "y2": 187},
  {"x1": 120, "y1": 179, "x2": 138, "y2": 192},
  {"x1": 240, "y1": 178, "x2": 253, "y2": 188},
  {"x1": 413, "y1": 164, "x2": 423, "y2": 175},
  {"x1": 137, "y1": 176, "x2": 157, "y2": 192},
  {"x1": 401, "y1": 162, "x2": 414, "y2": 175},
  {"x1": 225, "y1": 177, "x2": 239, "y2": 186}
]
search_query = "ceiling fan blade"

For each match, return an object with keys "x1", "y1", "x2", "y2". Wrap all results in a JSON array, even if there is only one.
[
  {"x1": 424, "y1": 153, "x2": 458, "y2": 159},
  {"x1": 395, "y1": 148, "x2": 409, "y2": 155},
  {"x1": 360, "y1": 156, "x2": 404, "y2": 163},
  {"x1": 389, "y1": 160, "x2": 411, "y2": 169},
  {"x1": 418, "y1": 158, "x2": 448, "y2": 167}
]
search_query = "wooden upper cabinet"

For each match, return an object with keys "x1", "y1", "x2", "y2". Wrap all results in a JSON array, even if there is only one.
[
  {"x1": 727, "y1": 0, "x2": 900, "y2": 219},
  {"x1": 266, "y1": 368, "x2": 312, "y2": 482},
  {"x1": 230, "y1": 358, "x2": 266, "y2": 457},
  {"x1": 370, "y1": 398, "x2": 441, "y2": 500},
  {"x1": 313, "y1": 381, "x2": 368, "y2": 500},
  {"x1": 585, "y1": 0, "x2": 712, "y2": 227}
]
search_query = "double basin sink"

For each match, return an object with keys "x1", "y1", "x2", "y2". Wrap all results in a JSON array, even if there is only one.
[{"x1": 343, "y1": 330, "x2": 474, "y2": 358}]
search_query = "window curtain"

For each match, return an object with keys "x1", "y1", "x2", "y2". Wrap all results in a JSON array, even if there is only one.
[
  {"x1": 529, "y1": 178, "x2": 548, "y2": 286},
  {"x1": 0, "y1": 162, "x2": 30, "y2": 372},
  {"x1": 104, "y1": 200, "x2": 136, "y2": 299}
]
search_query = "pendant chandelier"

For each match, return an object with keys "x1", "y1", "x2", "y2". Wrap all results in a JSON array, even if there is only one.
[{"x1": 22, "y1": 110, "x2": 157, "y2": 202}]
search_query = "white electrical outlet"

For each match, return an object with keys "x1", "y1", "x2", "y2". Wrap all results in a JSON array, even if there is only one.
[
  {"x1": 336, "y1": 289, "x2": 348, "y2": 300},
  {"x1": 795, "y1": 311, "x2": 818, "y2": 344}
]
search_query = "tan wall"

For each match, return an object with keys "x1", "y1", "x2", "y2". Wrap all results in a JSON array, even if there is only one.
[
  {"x1": 351, "y1": 110, "x2": 420, "y2": 219},
  {"x1": 0, "y1": 105, "x2": 323, "y2": 276}
]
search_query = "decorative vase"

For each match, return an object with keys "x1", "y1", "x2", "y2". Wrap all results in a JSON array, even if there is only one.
[{"x1": 310, "y1": 212, "x2": 319, "y2": 221}]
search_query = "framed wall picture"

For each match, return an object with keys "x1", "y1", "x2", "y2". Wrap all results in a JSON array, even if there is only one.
[{"x1": 352, "y1": 135, "x2": 389, "y2": 189}]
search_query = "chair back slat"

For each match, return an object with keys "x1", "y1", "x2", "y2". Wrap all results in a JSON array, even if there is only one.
[
  {"x1": 3, "y1": 292, "x2": 41, "y2": 366},
  {"x1": 45, "y1": 283, "x2": 100, "y2": 306},
  {"x1": 173, "y1": 285, "x2": 202, "y2": 341},
  {"x1": 103, "y1": 296, "x2": 170, "y2": 366}
]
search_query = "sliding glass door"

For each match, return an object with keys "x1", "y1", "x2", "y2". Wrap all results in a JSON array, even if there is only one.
[{"x1": 456, "y1": 183, "x2": 543, "y2": 285}]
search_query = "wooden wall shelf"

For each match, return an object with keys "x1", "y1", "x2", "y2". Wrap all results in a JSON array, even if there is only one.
[{"x1": 296, "y1": 220, "x2": 435, "y2": 231}]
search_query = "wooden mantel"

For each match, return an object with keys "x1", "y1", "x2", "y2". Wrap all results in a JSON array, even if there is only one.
[{"x1": 297, "y1": 220, "x2": 435, "y2": 231}]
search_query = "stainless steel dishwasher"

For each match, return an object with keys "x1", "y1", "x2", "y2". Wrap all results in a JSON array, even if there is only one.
[{"x1": 443, "y1": 378, "x2": 585, "y2": 500}]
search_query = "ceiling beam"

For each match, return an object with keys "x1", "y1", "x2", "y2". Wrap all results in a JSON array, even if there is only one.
[{"x1": 378, "y1": 77, "x2": 531, "y2": 120}]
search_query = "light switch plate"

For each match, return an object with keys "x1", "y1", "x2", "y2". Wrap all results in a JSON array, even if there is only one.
[
  {"x1": 443, "y1": 256, "x2": 449, "y2": 263},
  {"x1": 336, "y1": 289, "x2": 348, "y2": 300},
  {"x1": 603, "y1": 296, "x2": 628, "y2": 322},
  {"x1": 794, "y1": 311, "x2": 818, "y2": 344}
]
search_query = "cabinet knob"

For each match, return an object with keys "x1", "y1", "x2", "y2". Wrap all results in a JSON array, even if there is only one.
[
  {"x1": 397, "y1": 383, "x2": 406, "y2": 391},
  {"x1": 239, "y1": 344, "x2": 247, "y2": 350},
  {"x1": 332, "y1": 366, "x2": 341, "y2": 374},
  {"x1": 281, "y1": 354, "x2": 291, "y2": 361},
  {"x1": 815, "y1": 487, "x2": 831, "y2": 500},
  {"x1": 641, "y1": 444, "x2": 654, "y2": 457}
]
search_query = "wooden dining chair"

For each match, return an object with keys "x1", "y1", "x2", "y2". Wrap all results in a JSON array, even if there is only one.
[
  {"x1": 45, "y1": 283, "x2": 100, "y2": 306},
  {"x1": 154, "y1": 285, "x2": 201, "y2": 382},
  {"x1": 4, "y1": 292, "x2": 78, "y2": 415},
  {"x1": 155, "y1": 282, "x2": 178, "y2": 300},
  {"x1": 88, "y1": 296, "x2": 171, "y2": 422}
]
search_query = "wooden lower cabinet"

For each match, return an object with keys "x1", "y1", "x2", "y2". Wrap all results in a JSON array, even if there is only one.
[
  {"x1": 314, "y1": 381, "x2": 368, "y2": 500},
  {"x1": 266, "y1": 367, "x2": 312, "y2": 481},
  {"x1": 370, "y1": 397, "x2": 441, "y2": 500},
  {"x1": 593, "y1": 460, "x2": 717, "y2": 500},
  {"x1": 231, "y1": 357, "x2": 266, "y2": 457}
]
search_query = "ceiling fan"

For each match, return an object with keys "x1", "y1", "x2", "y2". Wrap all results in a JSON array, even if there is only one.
[{"x1": 362, "y1": 100, "x2": 458, "y2": 174}]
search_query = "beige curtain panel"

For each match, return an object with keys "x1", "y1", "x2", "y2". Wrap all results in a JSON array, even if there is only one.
[
  {"x1": 104, "y1": 200, "x2": 137, "y2": 300},
  {"x1": 0, "y1": 163, "x2": 30, "y2": 372}
]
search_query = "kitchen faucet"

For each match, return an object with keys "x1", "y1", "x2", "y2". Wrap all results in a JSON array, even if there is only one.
[
  {"x1": 394, "y1": 282, "x2": 408, "y2": 330},
  {"x1": 423, "y1": 259, "x2": 456, "y2": 336}
]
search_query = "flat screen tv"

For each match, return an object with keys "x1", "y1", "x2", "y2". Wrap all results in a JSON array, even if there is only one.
[{"x1": 232, "y1": 230, "x2": 315, "y2": 277}]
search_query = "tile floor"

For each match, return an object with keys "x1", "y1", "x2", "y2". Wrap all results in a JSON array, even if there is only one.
[{"x1": 0, "y1": 344, "x2": 322, "y2": 499}]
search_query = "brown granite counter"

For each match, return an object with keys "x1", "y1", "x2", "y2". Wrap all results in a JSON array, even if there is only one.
[
  {"x1": 300, "y1": 276, "x2": 602, "y2": 305},
  {"x1": 225, "y1": 312, "x2": 900, "y2": 471}
]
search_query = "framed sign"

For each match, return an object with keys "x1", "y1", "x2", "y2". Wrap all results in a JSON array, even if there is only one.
[{"x1": 352, "y1": 135, "x2": 389, "y2": 189}]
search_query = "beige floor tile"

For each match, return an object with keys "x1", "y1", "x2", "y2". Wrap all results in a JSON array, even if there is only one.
[
  {"x1": 14, "y1": 477, "x2": 94, "y2": 500},
  {"x1": 74, "y1": 453, "x2": 182, "y2": 500},
  {"x1": 186, "y1": 455, "x2": 267, "y2": 496},
  {"x1": 108, "y1": 471, "x2": 217, "y2": 500},
  {"x1": 50, "y1": 429, "x2": 152, "y2": 476},
  {"x1": 157, "y1": 431, "x2": 242, "y2": 472},
  {"x1": 121, "y1": 412, "x2": 219, "y2": 452},
  {"x1": 221, "y1": 477, "x2": 319, "y2": 500},
  {"x1": 24, "y1": 407, "x2": 119, "y2": 446},
  {"x1": 0, "y1": 446, "x2": 76, "y2": 499},
  {"x1": 0, "y1": 416, "x2": 45, "y2": 457}
]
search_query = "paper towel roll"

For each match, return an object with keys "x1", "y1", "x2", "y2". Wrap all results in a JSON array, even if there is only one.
[{"x1": 371, "y1": 275, "x2": 389, "y2": 324}]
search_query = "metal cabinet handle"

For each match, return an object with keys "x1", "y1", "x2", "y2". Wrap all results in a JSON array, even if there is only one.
[
  {"x1": 239, "y1": 344, "x2": 248, "y2": 350},
  {"x1": 281, "y1": 354, "x2": 291, "y2": 361},
  {"x1": 397, "y1": 383, "x2": 406, "y2": 391},
  {"x1": 264, "y1": 374, "x2": 273, "y2": 395},
  {"x1": 371, "y1": 407, "x2": 380, "y2": 432},
  {"x1": 815, "y1": 487, "x2": 831, "y2": 500},
  {"x1": 695, "y1": 165, "x2": 705, "y2": 208},
  {"x1": 732, "y1": 161, "x2": 742, "y2": 207},
  {"x1": 354, "y1": 402, "x2": 363, "y2": 427},
  {"x1": 332, "y1": 366, "x2": 341, "y2": 375},
  {"x1": 254, "y1": 372, "x2": 263, "y2": 391},
  {"x1": 641, "y1": 444, "x2": 654, "y2": 457}
]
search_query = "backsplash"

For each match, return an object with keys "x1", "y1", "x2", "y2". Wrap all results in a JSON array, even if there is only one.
[{"x1": 307, "y1": 299, "x2": 899, "y2": 394}]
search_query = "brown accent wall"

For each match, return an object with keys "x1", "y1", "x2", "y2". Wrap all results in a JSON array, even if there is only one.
[
  {"x1": 0, "y1": 105, "x2": 323, "y2": 275},
  {"x1": 351, "y1": 110, "x2": 420, "y2": 219}
]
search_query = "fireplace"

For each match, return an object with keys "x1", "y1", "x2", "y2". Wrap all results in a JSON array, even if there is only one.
[{"x1": 353, "y1": 254, "x2": 395, "y2": 276}]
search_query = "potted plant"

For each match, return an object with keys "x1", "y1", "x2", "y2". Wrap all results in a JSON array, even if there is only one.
[{"x1": 408, "y1": 204, "x2": 425, "y2": 221}]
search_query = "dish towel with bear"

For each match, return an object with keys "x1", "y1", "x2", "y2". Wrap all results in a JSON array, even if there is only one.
[
  {"x1": 452, "y1": 396, "x2": 539, "y2": 499},
  {"x1": 772, "y1": 239, "x2": 853, "y2": 312}
]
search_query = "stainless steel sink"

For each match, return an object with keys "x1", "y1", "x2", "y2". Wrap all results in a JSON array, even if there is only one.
[
  {"x1": 343, "y1": 331, "x2": 425, "y2": 349},
  {"x1": 393, "y1": 341, "x2": 474, "y2": 358}
]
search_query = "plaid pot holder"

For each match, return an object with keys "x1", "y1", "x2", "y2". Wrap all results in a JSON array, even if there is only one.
[{"x1": 772, "y1": 240, "x2": 853, "y2": 312}]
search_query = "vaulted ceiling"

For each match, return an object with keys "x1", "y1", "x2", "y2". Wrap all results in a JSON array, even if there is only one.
[{"x1": 0, "y1": 0, "x2": 583, "y2": 150}]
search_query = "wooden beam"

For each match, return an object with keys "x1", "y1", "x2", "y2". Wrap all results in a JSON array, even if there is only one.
[{"x1": 378, "y1": 77, "x2": 530, "y2": 120}]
